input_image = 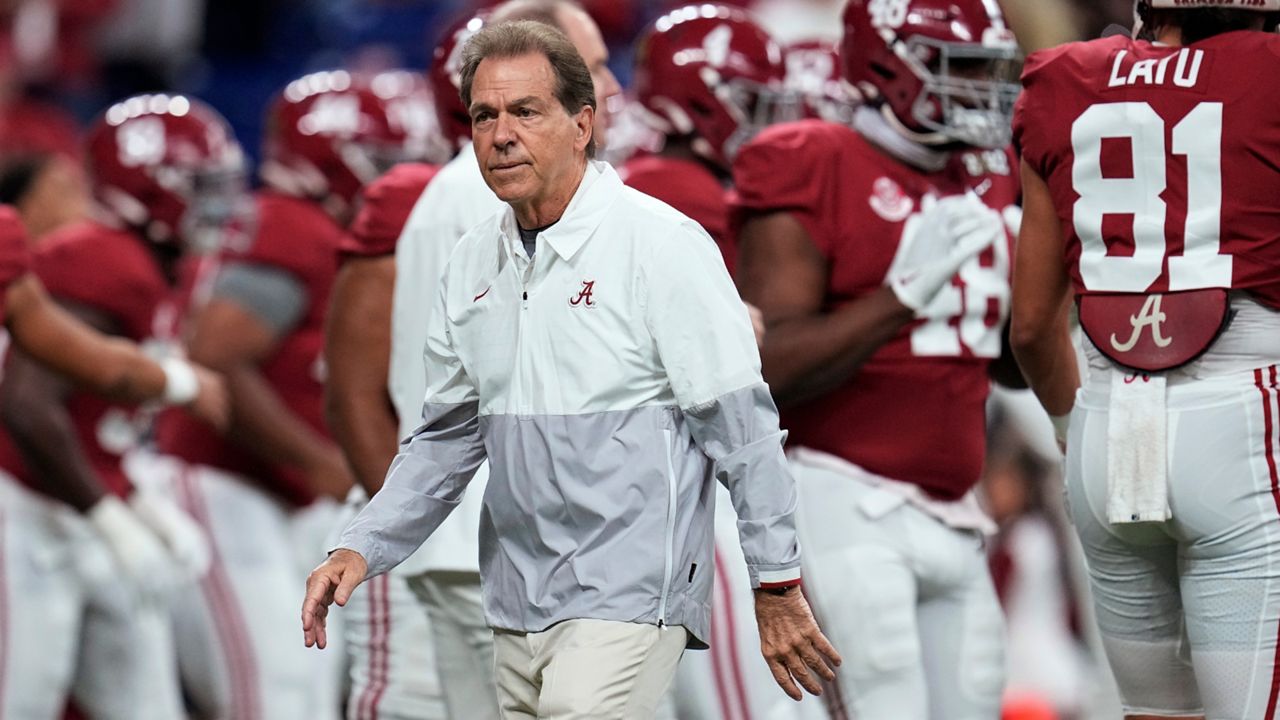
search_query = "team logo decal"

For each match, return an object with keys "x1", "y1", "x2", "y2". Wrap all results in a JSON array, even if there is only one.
[
  {"x1": 1110, "y1": 294, "x2": 1172, "y2": 353},
  {"x1": 569, "y1": 280, "x2": 596, "y2": 308},
  {"x1": 869, "y1": 177, "x2": 915, "y2": 223}
]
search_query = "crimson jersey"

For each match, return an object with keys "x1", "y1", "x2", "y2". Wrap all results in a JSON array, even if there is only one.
[
  {"x1": 618, "y1": 154, "x2": 733, "y2": 273},
  {"x1": 1014, "y1": 33, "x2": 1280, "y2": 307},
  {"x1": 340, "y1": 162, "x2": 439, "y2": 260},
  {"x1": 156, "y1": 192, "x2": 342, "y2": 506},
  {"x1": 0, "y1": 206, "x2": 32, "y2": 322},
  {"x1": 732, "y1": 120, "x2": 1017, "y2": 499},
  {"x1": 0, "y1": 221, "x2": 169, "y2": 497}
]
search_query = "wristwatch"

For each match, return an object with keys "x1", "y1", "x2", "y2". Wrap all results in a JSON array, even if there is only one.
[{"x1": 756, "y1": 583, "x2": 801, "y2": 596}]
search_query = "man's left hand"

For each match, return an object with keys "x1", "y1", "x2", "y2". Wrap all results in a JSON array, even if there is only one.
[{"x1": 754, "y1": 586, "x2": 841, "y2": 701}]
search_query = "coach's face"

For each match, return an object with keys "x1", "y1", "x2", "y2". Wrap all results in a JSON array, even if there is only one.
[{"x1": 470, "y1": 53, "x2": 593, "y2": 220}]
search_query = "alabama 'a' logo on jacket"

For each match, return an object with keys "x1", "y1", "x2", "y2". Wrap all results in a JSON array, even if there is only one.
[{"x1": 569, "y1": 280, "x2": 596, "y2": 308}]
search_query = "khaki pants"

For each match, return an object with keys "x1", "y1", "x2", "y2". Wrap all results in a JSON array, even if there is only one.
[{"x1": 493, "y1": 619, "x2": 686, "y2": 719}]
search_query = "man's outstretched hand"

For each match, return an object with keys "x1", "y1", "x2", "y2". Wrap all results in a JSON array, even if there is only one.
[
  {"x1": 755, "y1": 586, "x2": 842, "y2": 701},
  {"x1": 301, "y1": 548, "x2": 368, "y2": 649}
]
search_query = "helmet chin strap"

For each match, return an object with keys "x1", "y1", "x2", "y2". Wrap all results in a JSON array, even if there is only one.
[{"x1": 855, "y1": 105, "x2": 950, "y2": 173}]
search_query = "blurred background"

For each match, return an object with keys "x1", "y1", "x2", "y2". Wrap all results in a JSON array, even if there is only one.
[
  {"x1": 0, "y1": 1, "x2": 1140, "y2": 719},
  {"x1": 0, "y1": 0, "x2": 1133, "y2": 166}
]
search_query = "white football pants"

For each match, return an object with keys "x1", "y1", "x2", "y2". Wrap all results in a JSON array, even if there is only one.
[
  {"x1": 161, "y1": 460, "x2": 320, "y2": 720},
  {"x1": 0, "y1": 473, "x2": 185, "y2": 720},
  {"x1": 791, "y1": 450, "x2": 1006, "y2": 720},
  {"x1": 1068, "y1": 366, "x2": 1280, "y2": 719}
]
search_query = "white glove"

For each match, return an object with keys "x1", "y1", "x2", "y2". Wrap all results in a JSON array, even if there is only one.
[
  {"x1": 86, "y1": 495, "x2": 178, "y2": 602},
  {"x1": 129, "y1": 490, "x2": 211, "y2": 581},
  {"x1": 888, "y1": 193, "x2": 1005, "y2": 312}
]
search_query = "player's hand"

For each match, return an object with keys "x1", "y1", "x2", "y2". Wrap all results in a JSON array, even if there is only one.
[
  {"x1": 128, "y1": 490, "x2": 211, "y2": 581},
  {"x1": 754, "y1": 586, "x2": 842, "y2": 701},
  {"x1": 187, "y1": 365, "x2": 230, "y2": 432},
  {"x1": 302, "y1": 548, "x2": 367, "y2": 650},
  {"x1": 87, "y1": 495, "x2": 179, "y2": 603},
  {"x1": 887, "y1": 193, "x2": 1003, "y2": 312}
]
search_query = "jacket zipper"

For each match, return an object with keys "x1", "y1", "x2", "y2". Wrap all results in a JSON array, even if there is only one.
[
  {"x1": 514, "y1": 250, "x2": 534, "y2": 406},
  {"x1": 658, "y1": 428, "x2": 678, "y2": 627}
]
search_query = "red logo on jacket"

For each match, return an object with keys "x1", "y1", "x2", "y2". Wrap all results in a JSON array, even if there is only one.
[{"x1": 569, "y1": 280, "x2": 596, "y2": 308}]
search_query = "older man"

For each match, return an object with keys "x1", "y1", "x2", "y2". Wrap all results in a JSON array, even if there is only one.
[
  {"x1": 323, "y1": 3, "x2": 621, "y2": 718},
  {"x1": 304, "y1": 19, "x2": 838, "y2": 719}
]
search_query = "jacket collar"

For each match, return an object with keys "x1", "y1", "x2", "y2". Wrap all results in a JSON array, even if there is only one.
[{"x1": 498, "y1": 160, "x2": 621, "y2": 263}]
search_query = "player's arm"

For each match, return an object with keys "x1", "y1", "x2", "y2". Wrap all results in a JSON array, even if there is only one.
[
  {"x1": 323, "y1": 255, "x2": 399, "y2": 495},
  {"x1": 0, "y1": 298, "x2": 114, "y2": 511},
  {"x1": 4, "y1": 274, "x2": 227, "y2": 423},
  {"x1": 988, "y1": 326, "x2": 1031, "y2": 389},
  {"x1": 736, "y1": 211, "x2": 914, "y2": 407},
  {"x1": 2, "y1": 297, "x2": 202, "y2": 595},
  {"x1": 1009, "y1": 159, "x2": 1078, "y2": 419},
  {"x1": 186, "y1": 262, "x2": 352, "y2": 500}
]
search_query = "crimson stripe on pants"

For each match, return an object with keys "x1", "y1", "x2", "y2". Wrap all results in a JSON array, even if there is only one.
[
  {"x1": 356, "y1": 573, "x2": 390, "y2": 720},
  {"x1": 179, "y1": 470, "x2": 260, "y2": 719},
  {"x1": 714, "y1": 547, "x2": 753, "y2": 720},
  {"x1": 1254, "y1": 366, "x2": 1280, "y2": 720},
  {"x1": 370, "y1": 573, "x2": 392, "y2": 715},
  {"x1": 709, "y1": 548, "x2": 740, "y2": 720}
]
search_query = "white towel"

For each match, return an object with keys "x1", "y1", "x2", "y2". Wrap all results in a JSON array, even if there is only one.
[{"x1": 1106, "y1": 372, "x2": 1171, "y2": 524}]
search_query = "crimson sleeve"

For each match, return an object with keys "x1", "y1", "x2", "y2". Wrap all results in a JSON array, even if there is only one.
[
  {"x1": 1013, "y1": 47, "x2": 1062, "y2": 179},
  {"x1": 341, "y1": 163, "x2": 439, "y2": 261},
  {"x1": 33, "y1": 232, "x2": 164, "y2": 341},
  {"x1": 729, "y1": 120, "x2": 838, "y2": 256}
]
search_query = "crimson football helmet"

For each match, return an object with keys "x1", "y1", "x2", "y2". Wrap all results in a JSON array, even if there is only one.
[
  {"x1": 1133, "y1": 0, "x2": 1280, "y2": 38},
  {"x1": 841, "y1": 0, "x2": 1021, "y2": 149},
  {"x1": 784, "y1": 40, "x2": 861, "y2": 125},
  {"x1": 86, "y1": 94, "x2": 249, "y2": 251},
  {"x1": 370, "y1": 69, "x2": 455, "y2": 167},
  {"x1": 429, "y1": 13, "x2": 487, "y2": 152},
  {"x1": 262, "y1": 70, "x2": 446, "y2": 222},
  {"x1": 634, "y1": 4, "x2": 789, "y2": 170}
]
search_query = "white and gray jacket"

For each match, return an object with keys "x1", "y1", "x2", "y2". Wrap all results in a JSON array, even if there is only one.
[{"x1": 338, "y1": 161, "x2": 801, "y2": 646}]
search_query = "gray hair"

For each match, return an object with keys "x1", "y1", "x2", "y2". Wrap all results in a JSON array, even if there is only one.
[{"x1": 459, "y1": 20, "x2": 597, "y2": 157}]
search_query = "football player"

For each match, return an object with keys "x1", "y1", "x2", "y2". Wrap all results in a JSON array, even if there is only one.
[
  {"x1": 1012, "y1": 2, "x2": 1280, "y2": 718},
  {"x1": 732, "y1": 0, "x2": 1021, "y2": 717},
  {"x1": 324, "y1": 72, "x2": 451, "y2": 720},
  {"x1": 621, "y1": 7, "x2": 819, "y2": 719},
  {"x1": 315, "y1": 3, "x2": 622, "y2": 718},
  {"x1": 320, "y1": 17, "x2": 489, "y2": 720},
  {"x1": 621, "y1": 3, "x2": 788, "y2": 272},
  {"x1": 328, "y1": 160, "x2": 447, "y2": 720},
  {"x1": 150, "y1": 70, "x2": 424, "y2": 719},
  {"x1": 0, "y1": 94, "x2": 239, "y2": 720}
]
